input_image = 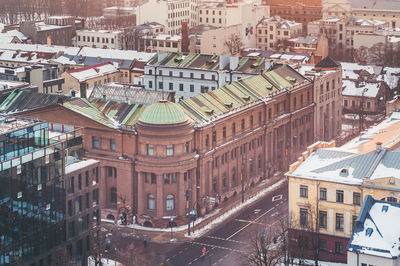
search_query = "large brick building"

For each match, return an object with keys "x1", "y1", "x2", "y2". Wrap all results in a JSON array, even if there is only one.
[
  {"x1": 2, "y1": 64, "x2": 315, "y2": 227},
  {"x1": 263, "y1": 0, "x2": 322, "y2": 28}
]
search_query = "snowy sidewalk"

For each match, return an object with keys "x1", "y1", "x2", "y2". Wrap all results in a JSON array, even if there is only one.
[{"x1": 103, "y1": 175, "x2": 286, "y2": 243}]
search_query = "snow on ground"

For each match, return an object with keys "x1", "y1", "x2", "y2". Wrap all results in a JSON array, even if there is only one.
[
  {"x1": 186, "y1": 178, "x2": 285, "y2": 238},
  {"x1": 88, "y1": 257, "x2": 123, "y2": 266},
  {"x1": 287, "y1": 258, "x2": 347, "y2": 266},
  {"x1": 116, "y1": 178, "x2": 285, "y2": 237}
]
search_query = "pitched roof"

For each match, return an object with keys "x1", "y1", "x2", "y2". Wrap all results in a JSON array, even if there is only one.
[
  {"x1": 179, "y1": 64, "x2": 308, "y2": 124},
  {"x1": 0, "y1": 89, "x2": 72, "y2": 114},
  {"x1": 347, "y1": 195, "x2": 400, "y2": 259},
  {"x1": 65, "y1": 62, "x2": 118, "y2": 82},
  {"x1": 89, "y1": 84, "x2": 174, "y2": 105},
  {"x1": 315, "y1": 56, "x2": 340, "y2": 69},
  {"x1": 288, "y1": 114, "x2": 400, "y2": 184},
  {"x1": 342, "y1": 80, "x2": 381, "y2": 98}
]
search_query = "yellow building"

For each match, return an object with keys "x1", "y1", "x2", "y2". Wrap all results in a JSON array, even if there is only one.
[
  {"x1": 286, "y1": 112, "x2": 400, "y2": 263},
  {"x1": 60, "y1": 61, "x2": 120, "y2": 98}
]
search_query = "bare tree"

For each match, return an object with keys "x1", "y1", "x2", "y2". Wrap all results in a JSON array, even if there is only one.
[
  {"x1": 247, "y1": 228, "x2": 283, "y2": 266},
  {"x1": 224, "y1": 33, "x2": 243, "y2": 55}
]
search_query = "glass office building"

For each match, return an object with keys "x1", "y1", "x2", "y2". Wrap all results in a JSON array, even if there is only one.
[{"x1": 0, "y1": 117, "x2": 84, "y2": 265}]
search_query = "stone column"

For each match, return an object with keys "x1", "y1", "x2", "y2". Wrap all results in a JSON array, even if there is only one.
[
  {"x1": 137, "y1": 172, "x2": 143, "y2": 216},
  {"x1": 156, "y1": 174, "x2": 164, "y2": 219},
  {"x1": 191, "y1": 168, "x2": 197, "y2": 210},
  {"x1": 178, "y1": 171, "x2": 185, "y2": 216}
]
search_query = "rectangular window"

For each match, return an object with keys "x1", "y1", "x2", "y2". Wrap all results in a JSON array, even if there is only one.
[
  {"x1": 212, "y1": 131, "x2": 216, "y2": 144},
  {"x1": 68, "y1": 176, "x2": 74, "y2": 194},
  {"x1": 169, "y1": 83, "x2": 173, "y2": 90},
  {"x1": 164, "y1": 174, "x2": 170, "y2": 184},
  {"x1": 241, "y1": 119, "x2": 245, "y2": 130},
  {"x1": 336, "y1": 190, "x2": 344, "y2": 203},
  {"x1": 92, "y1": 136, "x2": 99, "y2": 149},
  {"x1": 336, "y1": 213, "x2": 344, "y2": 231},
  {"x1": 320, "y1": 188, "x2": 327, "y2": 201},
  {"x1": 179, "y1": 84, "x2": 184, "y2": 91},
  {"x1": 319, "y1": 239, "x2": 327, "y2": 251},
  {"x1": 149, "y1": 81, "x2": 152, "y2": 88},
  {"x1": 222, "y1": 127, "x2": 226, "y2": 138},
  {"x1": 319, "y1": 211, "x2": 327, "y2": 229},
  {"x1": 335, "y1": 241, "x2": 344, "y2": 254},
  {"x1": 151, "y1": 173, "x2": 156, "y2": 184},
  {"x1": 184, "y1": 142, "x2": 190, "y2": 153},
  {"x1": 75, "y1": 196, "x2": 82, "y2": 214},
  {"x1": 300, "y1": 208, "x2": 308, "y2": 227},
  {"x1": 147, "y1": 144, "x2": 154, "y2": 156},
  {"x1": 86, "y1": 192, "x2": 90, "y2": 208},
  {"x1": 166, "y1": 144, "x2": 174, "y2": 157},
  {"x1": 352, "y1": 215, "x2": 357, "y2": 232},
  {"x1": 110, "y1": 139, "x2": 116, "y2": 151},
  {"x1": 353, "y1": 192, "x2": 361, "y2": 205},
  {"x1": 300, "y1": 185, "x2": 308, "y2": 198},
  {"x1": 190, "y1": 84, "x2": 194, "y2": 92},
  {"x1": 232, "y1": 123, "x2": 236, "y2": 135},
  {"x1": 78, "y1": 174, "x2": 82, "y2": 190}
]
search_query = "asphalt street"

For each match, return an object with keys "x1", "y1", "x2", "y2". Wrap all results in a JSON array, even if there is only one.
[{"x1": 163, "y1": 181, "x2": 288, "y2": 266}]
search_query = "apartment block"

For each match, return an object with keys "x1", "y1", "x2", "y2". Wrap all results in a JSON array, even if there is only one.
[
  {"x1": 256, "y1": 16, "x2": 302, "y2": 51},
  {"x1": 287, "y1": 114, "x2": 400, "y2": 263}
]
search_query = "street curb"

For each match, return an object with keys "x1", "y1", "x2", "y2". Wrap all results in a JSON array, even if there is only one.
[{"x1": 114, "y1": 175, "x2": 287, "y2": 243}]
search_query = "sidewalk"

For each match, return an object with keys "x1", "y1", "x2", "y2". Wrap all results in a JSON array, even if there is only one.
[{"x1": 102, "y1": 174, "x2": 286, "y2": 244}]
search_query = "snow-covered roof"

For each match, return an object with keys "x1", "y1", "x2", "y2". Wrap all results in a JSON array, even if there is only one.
[
  {"x1": 66, "y1": 62, "x2": 118, "y2": 82},
  {"x1": 0, "y1": 42, "x2": 80, "y2": 55},
  {"x1": 341, "y1": 62, "x2": 376, "y2": 80},
  {"x1": 78, "y1": 47, "x2": 154, "y2": 62},
  {"x1": 65, "y1": 158, "x2": 99, "y2": 174},
  {"x1": 3, "y1": 30, "x2": 27, "y2": 39},
  {"x1": 342, "y1": 80, "x2": 381, "y2": 98},
  {"x1": 347, "y1": 196, "x2": 400, "y2": 259},
  {"x1": 258, "y1": 17, "x2": 301, "y2": 29},
  {"x1": 288, "y1": 114, "x2": 400, "y2": 185},
  {"x1": 34, "y1": 21, "x2": 72, "y2": 31},
  {"x1": 353, "y1": 18, "x2": 387, "y2": 27},
  {"x1": 382, "y1": 67, "x2": 400, "y2": 90}
]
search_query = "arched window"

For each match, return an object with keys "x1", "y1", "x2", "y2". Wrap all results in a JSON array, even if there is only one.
[
  {"x1": 166, "y1": 194, "x2": 174, "y2": 211},
  {"x1": 148, "y1": 194, "x2": 155, "y2": 210}
]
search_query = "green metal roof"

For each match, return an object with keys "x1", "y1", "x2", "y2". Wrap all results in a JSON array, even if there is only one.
[{"x1": 139, "y1": 100, "x2": 188, "y2": 125}]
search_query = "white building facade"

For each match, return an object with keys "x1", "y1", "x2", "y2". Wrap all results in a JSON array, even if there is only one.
[
  {"x1": 136, "y1": 0, "x2": 199, "y2": 35},
  {"x1": 143, "y1": 53, "x2": 270, "y2": 99},
  {"x1": 256, "y1": 16, "x2": 302, "y2": 51},
  {"x1": 75, "y1": 30, "x2": 123, "y2": 49}
]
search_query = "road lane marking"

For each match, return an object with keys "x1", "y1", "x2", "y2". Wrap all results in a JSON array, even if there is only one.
[
  {"x1": 272, "y1": 194, "x2": 283, "y2": 202},
  {"x1": 271, "y1": 211, "x2": 279, "y2": 217},
  {"x1": 206, "y1": 235, "x2": 248, "y2": 244},
  {"x1": 254, "y1": 208, "x2": 261, "y2": 214},
  {"x1": 226, "y1": 206, "x2": 275, "y2": 240},
  {"x1": 234, "y1": 219, "x2": 271, "y2": 227},
  {"x1": 189, "y1": 241, "x2": 247, "y2": 254}
]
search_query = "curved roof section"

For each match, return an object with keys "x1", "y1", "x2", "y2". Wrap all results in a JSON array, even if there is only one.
[{"x1": 139, "y1": 100, "x2": 188, "y2": 125}]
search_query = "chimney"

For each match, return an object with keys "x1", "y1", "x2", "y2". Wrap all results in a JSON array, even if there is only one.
[
  {"x1": 265, "y1": 60, "x2": 271, "y2": 71},
  {"x1": 181, "y1": 21, "x2": 189, "y2": 52},
  {"x1": 229, "y1": 55, "x2": 239, "y2": 71},
  {"x1": 376, "y1": 142, "x2": 382, "y2": 152},
  {"x1": 219, "y1": 54, "x2": 230, "y2": 70}
]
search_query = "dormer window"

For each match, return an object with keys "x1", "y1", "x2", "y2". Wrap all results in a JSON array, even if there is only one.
[
  {"x1": 382, "y1": 205, "x2": 389, "y2": 213},
  {"x1": 365, "y1": 228, "x2": 373, "y2": 237}
]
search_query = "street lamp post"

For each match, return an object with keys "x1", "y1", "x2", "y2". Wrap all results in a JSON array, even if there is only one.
[{"x1": 359, "y1": 88, "x2": 368, "y2": 132}]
